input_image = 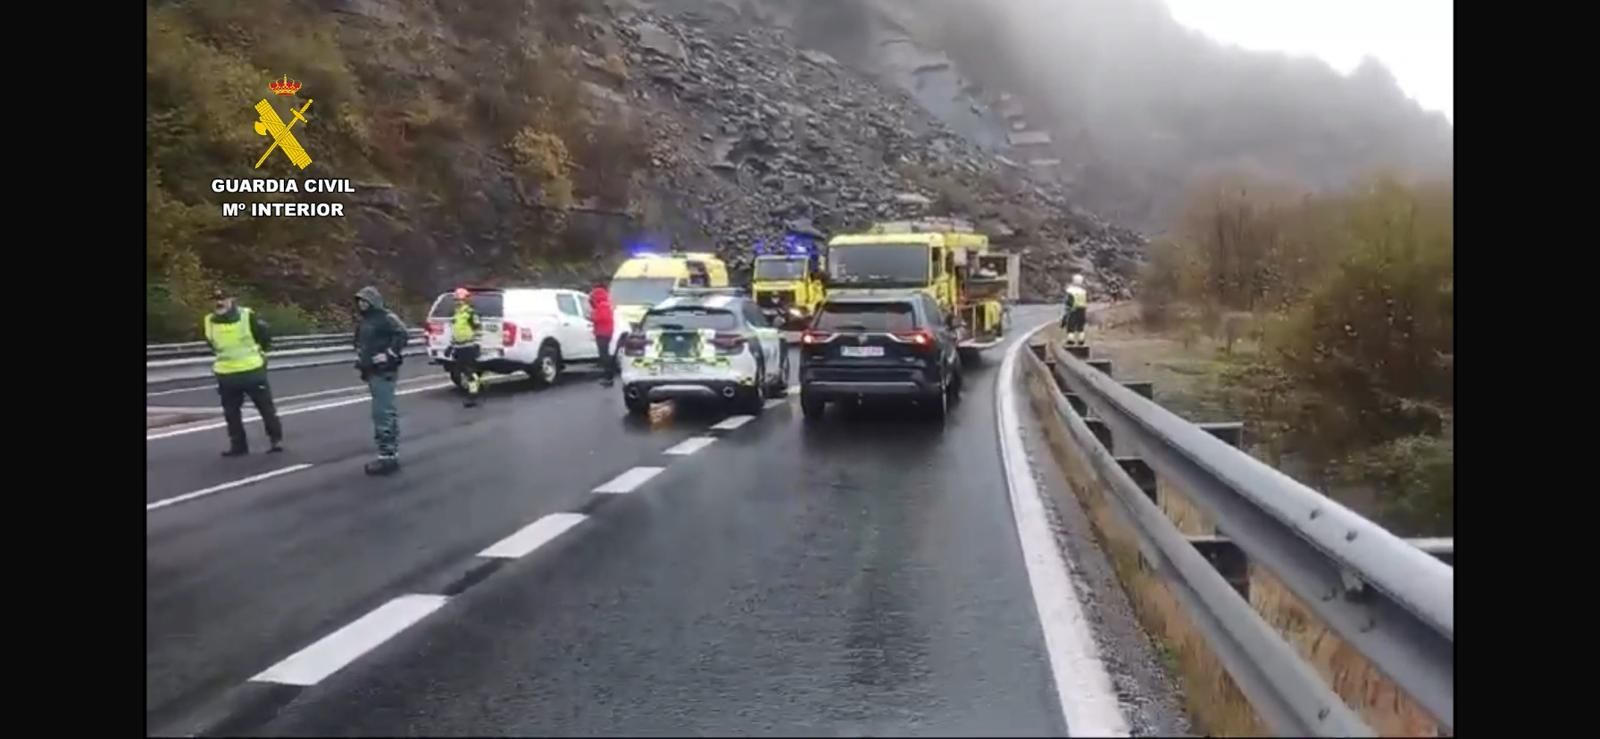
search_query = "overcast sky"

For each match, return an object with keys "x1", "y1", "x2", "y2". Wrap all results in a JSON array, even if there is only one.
[{"x1": 1163, "y1": 0, "x2": 1453, "y2": 121}]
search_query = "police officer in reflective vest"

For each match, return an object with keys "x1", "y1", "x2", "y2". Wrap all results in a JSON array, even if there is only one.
[
  {"x1": 204, "y1": 289, "x2": 284, "y2": 456},
  {"x1": 449, "y1": 287, "x2": 483, "y2": 407}
]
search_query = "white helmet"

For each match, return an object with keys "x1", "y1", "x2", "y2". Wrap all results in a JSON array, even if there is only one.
[{"x1": 1072, "y1": 274, "x2": 1085, "y2": 286}]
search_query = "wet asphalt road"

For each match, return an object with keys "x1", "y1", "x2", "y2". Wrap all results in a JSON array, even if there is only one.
[{"x1": 147, "y1": 307, "x2": 1074, "y2": 736}]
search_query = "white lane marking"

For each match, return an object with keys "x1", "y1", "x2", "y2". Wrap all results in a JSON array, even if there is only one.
[
  {"x1": 663, "y1": 436, "x2": 717, "y2": 456},
  {"x1": 145, "y1": 372, "x2": 439, "y2": 399},
  {"x1": 251, "y1": 594, "x2": 449, "y2": 687},
  {"x1": 145, "y1": 384, "x2": 219, "y2": 398},
  {"x1": 478, "y1": 513, "x2": 588, "y2": 559},
  {"x1": 593, "y1": 466, "x2": 665, "y2": 494},
  {"x1": 146, "y1": 381, "x2": 454, "y2": 441},
  {"x1": 996, "y1": 326, "x2": 1130, "y2": 737},
  {"x1": 763, "y1": 398, "x2": 786, "y2": 410},
  {"x1": 710, "y1": 414, "x2": 755, "y2": 431},
  {"x1": 146, "y1": 464, "x2": 315, "y2": 513}
]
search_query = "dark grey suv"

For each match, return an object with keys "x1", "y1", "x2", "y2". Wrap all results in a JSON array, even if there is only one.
[{"x1": 797, "y1": 290, "x2": 963, "y2": 421}]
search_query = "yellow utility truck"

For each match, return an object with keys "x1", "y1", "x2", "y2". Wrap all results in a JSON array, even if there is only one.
[
  {"x1": 750, "y1": 224, "x2": 827, "y2": 330},
  {"x1": 824, "y1": 218, "x2": 1018, "y2": 360}
]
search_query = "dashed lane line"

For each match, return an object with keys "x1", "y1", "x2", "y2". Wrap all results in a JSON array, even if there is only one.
[
  {"x1": 478, "y1": 513, "x2": 589, "y2": 559},
  {"x1": 250, "y1": 594, "x2": 449, "y2": 687},
  {"x1": 663, "y1": 436, "x2": 717, "y2": 456},
  {"x1": 592, "y1": 466, "x2": 666, "y2": 494},
  {"x1": 709, "y1": 414, "x2": 755, "y2": 431}
]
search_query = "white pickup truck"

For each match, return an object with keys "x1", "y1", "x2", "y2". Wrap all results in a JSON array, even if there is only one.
[{"x1": 424, "y1": 287, "x2": 602, "y2": 388}]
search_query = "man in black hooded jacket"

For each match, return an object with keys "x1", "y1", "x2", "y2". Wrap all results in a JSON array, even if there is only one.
[{"x1": 353, "y1": 286, "x2": 409, "y2": 475}]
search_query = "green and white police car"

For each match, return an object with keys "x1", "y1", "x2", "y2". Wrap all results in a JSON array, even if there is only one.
[{"x1": 617, "y1": 290, "x2": 789, "y2": 416}]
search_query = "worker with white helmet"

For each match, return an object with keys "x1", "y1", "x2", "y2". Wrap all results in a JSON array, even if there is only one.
[{"x1": 1062, "y1": 273, "x2": 1089, "y2": 345}]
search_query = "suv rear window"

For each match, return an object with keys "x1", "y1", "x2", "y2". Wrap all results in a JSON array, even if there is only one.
[
  {"x1": 814, "y1": 302, "x2": 917, "y2": 332},
  {"x1": 642, "y1": 308, "x2": 739, "y2": 332},
  {"x1": 430, "y1": 292, "x2": 505, "y2": 318}
]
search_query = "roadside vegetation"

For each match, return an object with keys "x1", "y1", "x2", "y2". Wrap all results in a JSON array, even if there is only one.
[
  {"x1": 146, "y1": 0, "x2": 648, "y2": 341},
  {"x1": 1132, "y1": 173, "x2": 1452, "y2": 535}
]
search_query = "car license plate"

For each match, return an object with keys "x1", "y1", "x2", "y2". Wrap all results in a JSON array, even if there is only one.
[{"x1": 841, "y1": 345, "x2": 883, "y2": 357}]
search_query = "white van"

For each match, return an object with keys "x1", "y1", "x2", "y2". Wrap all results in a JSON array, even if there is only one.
[{"x1": 423, "y1": 287, "x2": 600, "y2": 388}]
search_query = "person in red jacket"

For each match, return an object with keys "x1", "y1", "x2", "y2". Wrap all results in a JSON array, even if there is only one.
[{"x1": 589, "y1": 282, "x2": 616, "y2": 386}]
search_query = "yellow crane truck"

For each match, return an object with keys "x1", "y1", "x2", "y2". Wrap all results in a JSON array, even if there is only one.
[{"x1": 824, "y1": 218, "x2": 1019, "y2": 360}]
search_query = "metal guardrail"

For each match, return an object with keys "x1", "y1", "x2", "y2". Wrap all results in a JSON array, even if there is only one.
[
  {"x1": 1022, "y1": 338, "x2": 1453, "y2": 736},
  {"x1": 146, "y1": 330, "x2": 426, "y2": 360},
  {"x1": 146, "y1": 332, "x2": 430, "y2": 386}
]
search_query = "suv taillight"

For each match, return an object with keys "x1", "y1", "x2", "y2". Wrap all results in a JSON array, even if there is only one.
[
  {"x1": 425, "y1": 320, "x2": 443, "y2": 337},
  {"x1": 712, "y1": 333, "x2": 746, "y2": 354},
  {"x1": 891, "y1": 329, "x2": 936, "y2": 349},
  {"x1": 622, "y1": 334, "x2": 648, "y2": 356},
  {"x1": 502, "y1": 321, "x2": 518, "y2": 346},
  {"x1": 801, "y1": 330, "x2": 834, "y2": 345}
]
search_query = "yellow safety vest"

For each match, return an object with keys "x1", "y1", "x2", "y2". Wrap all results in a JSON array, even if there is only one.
[
  {"x1": 1066, "y1": 285, "x2": 1088, "y2": 309},
  {"x1": 451, "y1": 305, "x2": 478, "y2": 344},
  {"x1": 205, "y1": 308, "x2": 266, "y2": 375}
]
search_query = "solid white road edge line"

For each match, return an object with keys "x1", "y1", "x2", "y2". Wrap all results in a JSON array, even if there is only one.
[
  {"x1": 250, "y1": 594, "x2": 449, "y2": 687},
  {"x1": 592, "y1": 466, "x2": 665, "y2": 494},
  {"x1": 996, "y1": 325, "x2": 1131, "y2": 737},
  {"x1": 145, "y1": 464, "x2": 315, "y2": 513},
  {"x1": 710, "y1": 414, "x2": 755, "y2": 431},
  {"x1": 478, "y1": 513, "x2": 588, "y2": 559},
  {"x1": 663, "y1": 436, "x2": 717, "y2": 456},
  {"x1": 145, "y1": 373, "x2": 438, "y2": 400},
  {"x1": 146, "y1": 381, "x2": 454, "y2": 441}
]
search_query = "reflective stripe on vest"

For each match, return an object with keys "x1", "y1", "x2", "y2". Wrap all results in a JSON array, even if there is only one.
[
  {"x1": 451, "y1": 306, "x2": 477, "y2": 344},
  {"x1": 205, "y1": 308, "x2": 265, "y2": 375}
]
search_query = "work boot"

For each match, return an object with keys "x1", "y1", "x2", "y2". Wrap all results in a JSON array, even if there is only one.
[
  {"x1": 464, "y1": 396, "x2": 479, "y2": 408},
  {"x1": 221, "y1": 447, "x2": 248, "y2": 458},
  {"x1": 364, "y1": 456, "x2": 400, "y2": 476},
  {"x1": 268, "y1": 441, "x2": 285, "y2": 454}
]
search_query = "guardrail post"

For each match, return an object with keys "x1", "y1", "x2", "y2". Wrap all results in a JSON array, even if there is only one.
[
  {"x1": 1030, "y1": 343, "x2": 1047, "y2": 361},
  {"x1": 1116, "y1": 457, "x2": 1157, "y2": 504},
  {"x1": 1198, "y1": 421, "x2": 1244, "y2": 448},
  {"x1": 1084, "y1": 418, "x2": 1113, "y2": 450},
  {"x1": 1063, "y1": 392, "x2": 1088, "y2": 417},
  {"x1": 1187, "y1": 535, "x2": 1251, "y2": 598},
  {"x1": 1088, "y1": 358, "x2": 1113, "y2": 376},
  {"x1": 1121, "y1": 380, "x2": 1154, "y2": 400},
  {"x1": 1063, "y1": 344, "x2": 1089, "y2": 359},
  {"x1": 1195, "y1": 423, "x2": 1245, "y2": 538}
]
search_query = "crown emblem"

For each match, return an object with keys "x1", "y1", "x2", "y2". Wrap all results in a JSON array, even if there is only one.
[{"x1": 268, "y1": 75, "x2": 302, "y2": 96}]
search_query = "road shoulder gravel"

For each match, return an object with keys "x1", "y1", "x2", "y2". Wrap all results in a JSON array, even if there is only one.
[{"x1": 1017, "y1": 384, "x2": 1195, "y2": 736}]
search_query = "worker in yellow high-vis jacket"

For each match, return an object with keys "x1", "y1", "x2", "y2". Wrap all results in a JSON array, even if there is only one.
[
  {"x1": 448, "y1": 287, "x2": 483, "y2": 407},
  {"x1": 204, "y1": 288, "x2": 284, "y2": 456},
  {"x1": 1061, "y1": 273, "x2": 1089, "y2": 345}
]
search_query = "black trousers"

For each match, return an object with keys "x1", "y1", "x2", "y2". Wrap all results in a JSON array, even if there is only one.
[
  {"x1": 595, "y1": 334, "x2": 614, "y2": 380},
  {"x1": 452, "y1": 344, "x2": 482, "y2": 395},
  {"x1": 218, "y1": 369, "x2": 283, "y2": 450},
  {"x1": 1066, "y1": 308, "x2": 1087, "y2": 333}
]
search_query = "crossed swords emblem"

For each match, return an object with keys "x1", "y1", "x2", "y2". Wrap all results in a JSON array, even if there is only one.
[{"x1": 253, "y1": 98, "x2": 314, "y2": 170}]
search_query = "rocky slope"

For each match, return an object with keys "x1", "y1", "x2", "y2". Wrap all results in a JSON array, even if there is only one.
[{"x1": 602, "y1": 1, "x2": 1146, "y2": 300}]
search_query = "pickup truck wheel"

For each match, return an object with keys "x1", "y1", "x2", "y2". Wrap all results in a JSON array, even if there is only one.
[{"x1": 529, "y1": 343, "x2": 561, "y2": 388}]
